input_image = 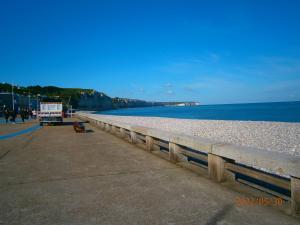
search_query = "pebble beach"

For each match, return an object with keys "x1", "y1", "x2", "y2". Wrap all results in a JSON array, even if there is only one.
[{"x1": 90, "y1": 114, "x2": 300, "y2": 156}]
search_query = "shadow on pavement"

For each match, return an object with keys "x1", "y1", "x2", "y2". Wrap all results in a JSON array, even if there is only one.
[{"x1": 60, "y1": 121, "x2": 89, "y2": 126}]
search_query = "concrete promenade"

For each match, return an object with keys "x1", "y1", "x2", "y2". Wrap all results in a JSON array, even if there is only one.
[{"x1": 0, "y1": 118, "x2": 299, "y2": 225}]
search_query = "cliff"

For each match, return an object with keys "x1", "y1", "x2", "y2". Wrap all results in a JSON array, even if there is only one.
[{"x1": 0, "y1": 83, "x2": 199, "y2": 110}]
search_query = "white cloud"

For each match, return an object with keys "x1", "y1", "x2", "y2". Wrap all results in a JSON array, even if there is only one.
[
  {"x1": 164, "y1": 83, "x2": 173, "y2": 88},
  {"x1": 208, "y1": 53, "x2": 220, "y2": 62},
  {"x1": 184, "y1": 77, "x2": 245, "y2": 92},
  {"x1": 166, "y1": 90, "x2": 173, "y2": 95}
]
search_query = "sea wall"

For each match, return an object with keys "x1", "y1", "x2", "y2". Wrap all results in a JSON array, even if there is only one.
[{"x1": 77, "y1": 112, "x2": 300, "y2": 215}]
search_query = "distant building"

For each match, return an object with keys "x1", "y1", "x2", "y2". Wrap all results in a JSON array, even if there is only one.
[{"x1": 0, "y1": 92, "x2": 38, "y2": 110}]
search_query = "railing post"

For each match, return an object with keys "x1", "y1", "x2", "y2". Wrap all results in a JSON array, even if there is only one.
[
  {"x1": 130, "y1": 131, "x2": 137, "y2": 143},
  {"x1": 146, "y1": 136, "x2": 154, "y2": 151},
  {"x1": 111, "y1": 126, "x2": 116, "y2": 134},
  {"x1": 105, "y1": 123, "x2": 110, "y2": 132},
  {"x1": 169, "y1": 142, "x2": 180, "y2": 162},
  {"x1": 208, "y1": 153, "x2": 225, "y2": 182},
  {"x1": 120, "y1": 128, "x2": 125, "y2": 138},
  {"x1": 291, "y1": 176, "x2": 300, "y2": 216}
]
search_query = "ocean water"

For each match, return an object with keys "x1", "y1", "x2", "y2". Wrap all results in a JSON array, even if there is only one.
[{"x1": 97, "y1": 101, "x2": 300, "y2": 123}]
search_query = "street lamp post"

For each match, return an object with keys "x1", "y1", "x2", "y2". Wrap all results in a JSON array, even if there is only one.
[
  {"x1": 11, "y1": 84, "x2": 14, "y2": 111},
  {"x1": 28, "y1": 93, "x2": 31, "y2": 110},
  {"x1": 36, "y1": 94, "x2": 40, "y2": 113}
]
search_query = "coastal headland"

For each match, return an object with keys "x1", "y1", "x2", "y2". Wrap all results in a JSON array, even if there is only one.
[{"x1": 0, "y1": 83, "x2": 198, "y2": 111}]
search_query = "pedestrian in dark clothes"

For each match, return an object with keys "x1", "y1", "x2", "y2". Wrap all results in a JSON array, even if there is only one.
[
  {"x1": 4, "y1": 108, "x2": 9, "y2": 123},
  {"x1": 25, "y1": 109, "x2": 29, "y2": 119},
  {"x1": 20, "y1": 108, "x2": 26, "y2": 123},
  {"x1": 10, "y1": 109, "x2": 16, "y2": 124}
]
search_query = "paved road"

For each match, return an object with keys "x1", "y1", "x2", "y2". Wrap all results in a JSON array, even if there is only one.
[
  {"x1": 0, "y1": 117, "x2": 34, "y2": 125},
  {"x1": 0, "y1": 118, "x2": 299, "y2": 225}
]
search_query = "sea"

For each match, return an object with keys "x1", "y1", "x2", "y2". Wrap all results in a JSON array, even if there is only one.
[{"x1": 97, "y1": 101, "x2": 300, "y2": 123}]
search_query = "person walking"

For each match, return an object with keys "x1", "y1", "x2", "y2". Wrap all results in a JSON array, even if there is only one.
[
  {"x1": 20, "y1": 108, "x2": 26, "y2": 123},
  {"x1": 4, "y1": 108, "x2": 9, "y2": 123},
  {"x1": 10, "y1": 109, "x2": 16, "y2": 124}
]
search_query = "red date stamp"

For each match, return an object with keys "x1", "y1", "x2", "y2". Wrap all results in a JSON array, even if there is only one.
[{"x1": 235, "y1": 197, "x2": 283, "y2": 206}]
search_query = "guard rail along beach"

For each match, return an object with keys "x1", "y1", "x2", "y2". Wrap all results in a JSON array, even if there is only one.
[{"x1": 77, "y1": 112, "x2": 300, "y2": 216}]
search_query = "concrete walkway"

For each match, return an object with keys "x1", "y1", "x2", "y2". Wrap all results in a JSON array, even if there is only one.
[{"x1": 0, "y1": 119, "x2": 299, "y2": 225}]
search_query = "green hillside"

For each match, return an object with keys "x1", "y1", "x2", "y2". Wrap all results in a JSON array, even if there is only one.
[
  {"x1": 0, "y1": 83, "x2": 96, "y2": 108},
  {"x1": 0, "y1": 83, "x2": 196, "y2": 110}
]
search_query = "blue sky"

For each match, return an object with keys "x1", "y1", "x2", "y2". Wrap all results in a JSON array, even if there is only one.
[{"x1": 1, "y1": 0, "x2": 300, "y2": 104}]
